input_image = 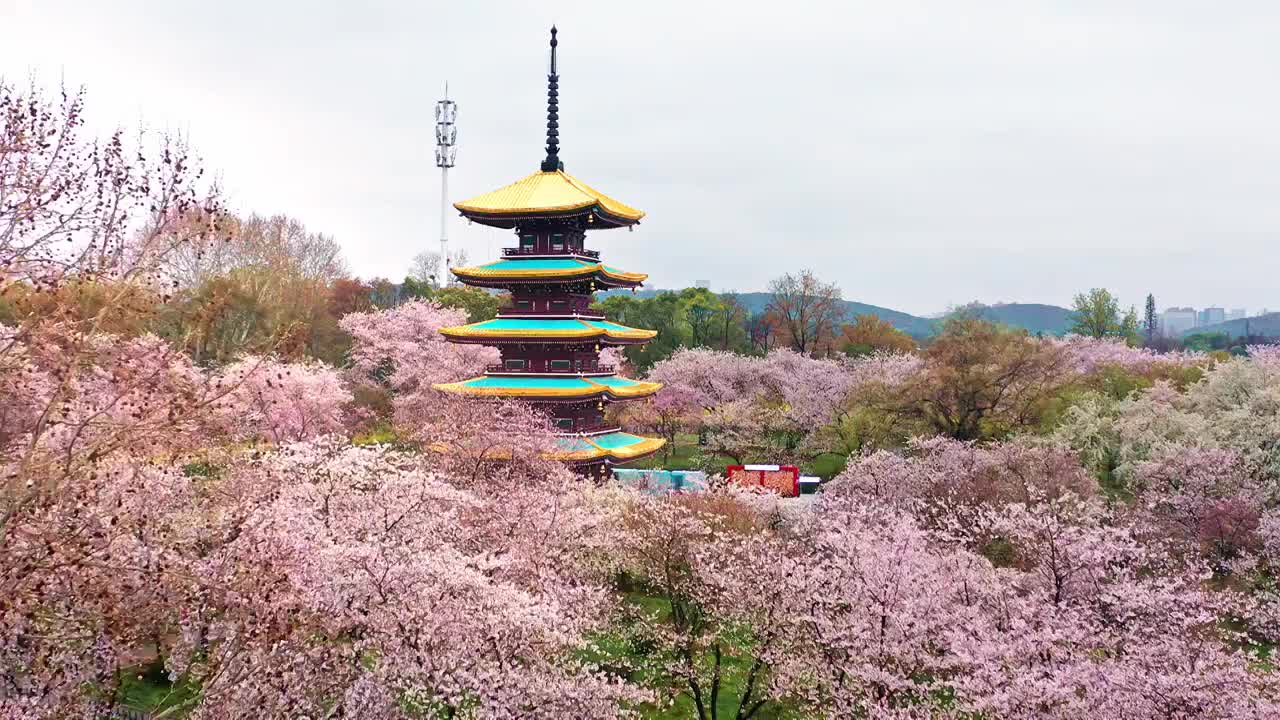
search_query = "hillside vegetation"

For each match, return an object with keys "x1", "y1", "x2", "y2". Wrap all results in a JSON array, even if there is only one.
[{"x1": 1182, "y1": 312, "x2": 1280, "y2": 338}]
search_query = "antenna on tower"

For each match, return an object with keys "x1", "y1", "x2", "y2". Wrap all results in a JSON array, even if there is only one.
[{"x1": 435, "y1": 84, "x2": 458, "y2": 288}]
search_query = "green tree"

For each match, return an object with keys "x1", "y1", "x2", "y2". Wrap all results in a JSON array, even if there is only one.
[
  {"x1": 1182, "y1": 331, "x2": 1232, "y2": 352},
  {"x1": 401, "y1": 275, "x2": 434, "y2": 300},
  {"x1": 1070, "y1": 288, "x2": 1138, "y2": 342},
  {"x1": 678, "y1": 287, "x2": 722, "y2": 347},
  {"x1": 877, "y1": 317, "x2": 1072, "y2": 441},
  {"x1": 597, "y1": 292, "x2": 689, "y2": 371},
  {"x1": 1143, "y1": 294, "x2": 1158, "y2": 345},
  {"x1": 394, "y1": 277, "x2": 501, "y2": 322},
  {"x1": 596, "y1": 290, "x2": 756, "y2": 370},
  {"x1": 434, "y1": 286, "x2": 502, "y2": 322},
  {"x1": 716, "y1": 293, "x2": 750, "y2": 351}
]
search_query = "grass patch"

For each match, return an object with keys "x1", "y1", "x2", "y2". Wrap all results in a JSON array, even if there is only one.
[
  {"x1": 117, "y1": 661, "x2": 197, "y2": 716},
  {"x1": 619, "y1": 435, "x2": 738, "y2": 474},
  {"x1": 803, "y1": 453, "x2": 846, "y2": 481},
  {"x1": 583, "y1": 590, "x2": 801, "y2": 720},
  {"x1": 353, "y1": 422, "x2": 401, "y2": 446}
]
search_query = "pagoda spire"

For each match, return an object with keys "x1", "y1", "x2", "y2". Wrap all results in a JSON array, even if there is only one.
[{"x1": 540, "y1": 26, "x2": 563, "y2": 172}]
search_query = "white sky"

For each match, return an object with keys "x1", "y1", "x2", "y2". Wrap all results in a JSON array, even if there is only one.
[{"x1": 4, "y1": 0, "x2": 1278, "y2": 315}]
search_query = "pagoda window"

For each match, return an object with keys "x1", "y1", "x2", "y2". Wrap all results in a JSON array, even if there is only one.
[
  {"x1": 555, "y1": 418, "x2": 575, "y2": 430},
  {"x1": 550, "y1": 233, "x2": 565, "y2": 251},
  {"x1": 550, "y1": 359, "x2": 572, "y2": 371},
  {"x1": 515, "y1": 299, "x2": 533, "y2": 312},
  {"x1": 550, "y1": 299, "x2": 569, "y2": 313},
  {"x1": 504, "y1": 359, "x2": 526, "y2": 370},
  {"x1": 519, "y1": 234, "x2": 535, "y2": 249}
]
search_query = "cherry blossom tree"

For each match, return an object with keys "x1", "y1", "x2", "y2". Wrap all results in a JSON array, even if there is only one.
[
  {"x1": 952, "y1": 494, "x2": 1276, "y2": 719},
  {"x1": 3, "y1": 434, "x2": 649, "y2": 718},
  {"x1": 645, "y1": 347, "x2": 919, "y2": 463},
  {"x1": 1048, "y1": 334, "x2": 1207, "y2": 375},
  {"x1": 213, "y1": 355, "x2": 354, "y2": 443},
  {"x1": 611, "y1": 384, "x2": 703, "y2": 463},
  {"x1": 599, "y1": 488, "x2": 803, "y2": 720},
  {"x1": 826, "y1": 436, "x2": 1097, "y2": 538},
  {"x1": 1133, "y1": 448, "x2": 1267, "y2": 564},
  {"x1": 339, "y1": 299, "x2": 496, "y2": 426},
  {"x1": 1, "y1": 81, "x2": 224, "y2": 290},
  {"x1": 1248, "y1": 344, "x2": 1280, "y2": 369},
  {"x1": 176, "y1": 439, "x2": 644, "y2": 719},
  {"x1": 2, "y1": 328, "x2": 224, "y2": 485}
]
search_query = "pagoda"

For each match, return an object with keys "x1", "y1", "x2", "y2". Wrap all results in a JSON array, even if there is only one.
[{"x1": 434, "y1": 27, "x2": 665, "y2": 476}]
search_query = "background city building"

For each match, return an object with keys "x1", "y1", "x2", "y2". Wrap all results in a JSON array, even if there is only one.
[{"x1": 1160, "y1": 307, "x2": 1198, "y2": 336}]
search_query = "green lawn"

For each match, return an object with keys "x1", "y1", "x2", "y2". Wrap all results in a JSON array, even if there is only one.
[
  {"x1": 116, "y1": 661, "x2": 197, "y2": 716},
  {"x1": 617, "y1": 434, "x2": 738, "y2": 474},
  {"x1": 584, "y1": 591, "x2": 801, "y2": 720}
]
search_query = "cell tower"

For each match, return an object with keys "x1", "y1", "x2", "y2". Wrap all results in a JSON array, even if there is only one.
[{"x1": 434, "y1": 86, "x2": 458, "y2": 288}]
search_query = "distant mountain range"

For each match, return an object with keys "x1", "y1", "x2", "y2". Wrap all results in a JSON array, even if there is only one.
[
  {"x1": 970, "y1": 303, "x2": 1077, "y2": 336},
  {"x1": 599, "y1": 289, "x2": 1077, "y2": 339},
  {"x1": 1183, "y1": 313, "x2": 1280, "y2": 339},
  {"x1": 730, "y1": 292, "x2": 940, "y2": 338}
]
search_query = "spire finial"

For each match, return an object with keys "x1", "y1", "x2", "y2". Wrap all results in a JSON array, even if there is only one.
[{"x1": 540, "y1": 26, "x2": 563, "y2": 172}]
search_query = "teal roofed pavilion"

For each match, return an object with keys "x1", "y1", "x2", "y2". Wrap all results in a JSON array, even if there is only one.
[{"x1": 432, "y1": 28, "x2": 664, "y2": 476}]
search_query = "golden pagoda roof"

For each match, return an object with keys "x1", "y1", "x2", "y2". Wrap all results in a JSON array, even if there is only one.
[{"x1": 454, "y1": 170, "x2": 644, "y2": 229}]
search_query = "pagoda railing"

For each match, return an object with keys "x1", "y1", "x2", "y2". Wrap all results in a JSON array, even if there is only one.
[
  {"x1": 487, "y1": 364, "x2": 616, "y2": 375},
  {"x1": 572, "y1": 423, "x2": 622, "y2": 436},
  {"x1": 497, "y1": 307, "x2": 603, "y2": 318},
  {"x1": 502, "y1": 247, "x2": 600, "y2": 259}
]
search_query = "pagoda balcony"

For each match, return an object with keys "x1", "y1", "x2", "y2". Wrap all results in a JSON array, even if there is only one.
[
  {"x1": 486, "y1": 363, "x2": 616, "y2": 375},
  {"x1": 569, "y1": 423, "x2": 623, "y2": 436},
  {"x1": 497, "y1": 307, "x2": 604, "y2": 318},
  {"x1": 502, "y1": 246, "x2": 600, "y2": 259}
]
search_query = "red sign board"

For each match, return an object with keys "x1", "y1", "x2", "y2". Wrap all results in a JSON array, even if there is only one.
[{"x1": 725, "y1": 465, "x2": 800, "y2": 498}]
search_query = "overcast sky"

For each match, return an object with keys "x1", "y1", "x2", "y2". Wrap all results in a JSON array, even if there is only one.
[{"x1": 4, "y1": 0, "x2": 1278, "y2": 315}]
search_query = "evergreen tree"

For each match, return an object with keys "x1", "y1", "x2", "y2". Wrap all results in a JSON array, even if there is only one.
[{"x1": 1144, "y1": 293, "x2": 1158, "y2": 345}]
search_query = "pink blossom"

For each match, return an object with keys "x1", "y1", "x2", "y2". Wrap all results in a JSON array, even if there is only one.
[
  {"x1": 340, "y1": 299, "x2": 497, "y2": 391},
  {"x1": 213, "y1": 355, "x2": 353, "y2": 443},
  {"x1": 1247, "y1": 344, "x2": 1280, "y2": 370},
  {"x1": 1048, "y1": 334, "x2": 1207, "y2": 374},
  {"x1": 826, "y1": 436, "x2": 1096, "y2": 522},
  {"x1": 645, "y1": 347, "x2": 920, "y2": 463}
]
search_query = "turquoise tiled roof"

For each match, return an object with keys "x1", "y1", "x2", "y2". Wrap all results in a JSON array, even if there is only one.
[
  {"x1": 590, "y1": 376, "x2": 643, "y2": 388},
  {"x1": 474, "y1": 258, "x2": 596, "y2": 271},
  {"x1": 459, "y1": 376, "x2": 597, "y2": 390},
  {"x1": 466, "y1": 318, "x2": 593, "y2": 332},
  {"x1": 590, "y1": 431, "x2": 651, "y2": 449}
]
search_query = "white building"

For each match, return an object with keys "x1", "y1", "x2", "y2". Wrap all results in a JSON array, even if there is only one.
[
  {"x1": 1199, "y1": 307, "x2": 1226, "y2": 327},
  {"x1": 1161, "y1": 307, "x2": 1198, "y2": 336}
]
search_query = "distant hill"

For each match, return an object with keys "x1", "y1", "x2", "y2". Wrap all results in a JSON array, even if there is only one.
[
  {"x1": 596, "y1": 289, "x2": 1075, "y2": 339},
  {"x1": 730, "y1": 292, "x2": 938, "y2": 339},
  {"x1": 970, "y1": 303, "x2": 1075, "y2": 336},
  {"x1": 1181, "y1": 313, "x2": 1280, "y2": 339}
]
